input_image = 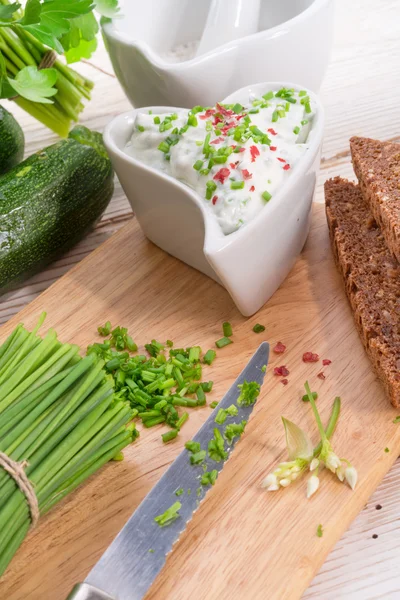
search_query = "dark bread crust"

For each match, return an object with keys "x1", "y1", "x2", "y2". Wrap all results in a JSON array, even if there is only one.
[
  {"x1": 325, "y1": 177, "x2": 400, "y2": 407},
  {"x1": 351, "y1": 136, "x2": 400, "y2": 262}
]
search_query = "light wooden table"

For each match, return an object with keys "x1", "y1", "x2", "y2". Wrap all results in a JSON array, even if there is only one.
[{"x1": 1, "y1": 1, "x2": 399, "y2": 597}]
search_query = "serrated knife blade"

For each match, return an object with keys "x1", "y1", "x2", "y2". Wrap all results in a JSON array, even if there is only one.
[{"x1": 67, "y1": 342, "x2": 269, "y2": 600}]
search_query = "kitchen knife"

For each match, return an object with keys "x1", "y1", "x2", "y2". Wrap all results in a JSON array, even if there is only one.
[{"x1": 67, "y1": 342, "x2": 269, "y2": 600}]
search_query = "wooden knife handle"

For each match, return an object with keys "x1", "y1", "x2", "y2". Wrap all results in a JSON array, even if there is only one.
[{"x1": 66, "y1": 583, "x2": 115, "y2": 600}]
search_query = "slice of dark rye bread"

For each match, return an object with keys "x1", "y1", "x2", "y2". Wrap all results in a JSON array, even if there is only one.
[
  {"x1": 325, "y1": 177, "x2": 400, "y2": 407},
  {"x1": 351, "y1": 136, "x2": 400, "y2": 263}
]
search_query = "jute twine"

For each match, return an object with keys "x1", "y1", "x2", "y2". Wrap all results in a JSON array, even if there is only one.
[
  {"x1": 38, "y1": 50, "x2": 57, "y2": 70},
  {"x1": 0, "y1": 452, "x2": 39, "y2": 528}
]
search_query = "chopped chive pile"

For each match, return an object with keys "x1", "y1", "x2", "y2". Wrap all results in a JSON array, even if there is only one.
[{"x1": 89, "y1": 323, "x2": 218, "y2": 445}]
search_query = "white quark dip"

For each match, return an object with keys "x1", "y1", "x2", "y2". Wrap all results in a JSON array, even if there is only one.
[{"x1": 125, "y1": 89, "x2": 315, "y2": 235}]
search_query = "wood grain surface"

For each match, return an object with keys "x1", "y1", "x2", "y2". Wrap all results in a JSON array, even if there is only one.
[
  {"x1": 0, "y1": 205, "x2": 399, "y2": 600},
  {"x1": 1, "y1": 0, "x2": 400, "y2": 597}
]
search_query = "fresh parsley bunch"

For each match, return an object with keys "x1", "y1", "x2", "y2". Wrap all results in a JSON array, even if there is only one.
[{"x1": 0, "y1": 0, "x2": 120, "y2": 135}]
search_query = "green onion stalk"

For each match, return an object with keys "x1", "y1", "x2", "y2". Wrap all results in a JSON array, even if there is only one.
[
  {"x1": 0, "y1": 0, "x2": 93, "y2": 136},
  {"x1": 0, "y1": 314, "x2": 136, "y2": 576}
]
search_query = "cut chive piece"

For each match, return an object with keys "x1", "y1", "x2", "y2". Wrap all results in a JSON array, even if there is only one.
[
  {"x1": 190, "y1": 450, "x2": 206, "y2": 465},
  {"x1": 225, "y1": 420, "x2": 247, "y2": 442},
  {"x1": 238, "y1": 380, "x2": 261, "y2": 406},
  {"x1": 188, "y1": 114, "x2": 198, "y2": 127},
  {"x1": 208, "y1": 428, "x2": 228, "y2": 461},
  {"x1": 176, "y1": 412, "x2": 189, "y2": 430},
  {"x1": 302, "y1": 391, "x2": 318, "y2": 403},
  {"x1": 293, "y1": 126, "x2": 300, "y2": 135},
  {"x1": 201, "y1": 381, "x2": 213, "y2": 393},
  {"x1": 253, "y1": 324, "x2": 265, "y2": 334},
  {"x1": 299, "y1": 90, "x2": 307, "y2": 97},
  {"x1": 204, "y1": 349, "x2": 217, "y2": 365},
  {"x1": 262, "y1": 191, "x2": 272, "y2": 203},
  {"x1": 232, "y1": 102, "x2": 243, "y2": 114},
  {"x1": 193, "y1": 160, "x2": 203, "y2": 171},
  {"x1": 185, "y1": 440, "x2": 201, "y2": 454},
  {"x1": 226, "y1": 404, "x2": 238, "y2": 416},
  {"x1": 215, "y1": 408, "x2": 227, "y2": 425},
  {"x1": 137, "y1": 125, "x2": 145, "y2": 132},
  {"x1": 158, "y1": 141, "x2": 170, "y2": 154},
  {"x1": 206, "y1": 180, "x2": 217, "y2": 200},
  {"x1": 261, "y1": 365, "x2": 267, "y2": 373},
  {"x1": 263, "y1": 91, "x2": 274, "y2": 101},
  {"x1": 98, "y1": 321, "x2": 112, "y2": 336},
  {"x1": 215, "y1": 337, "x2": 233, "y2": 349},
  {"x1": 175, "y1": 487, "x2": 184, "y2": 496},
  {"x1": 154, "y1": 502, "x2": 181, "y2": 527},
  {"x1": 201, "y1": 469, "x2": 218, "y2": 486},
  {"x1": 210, "y1": 401, "x2": 219, "y2": 409},
  {"x1": 231, "y1": 181, "x2": 245, "y2": 190},
  {"x1": 301, "y1": 119, "x2": 309, "y2": 126},
  {"x1": 154, "y1": 116, "x2": 161, "y2": 125},
  {"x1": 162, "y1": 429, "x2": 178, "y2": 443},
  {"x1": 222, "y1": 322, "x2": 233, "y2": 337}
]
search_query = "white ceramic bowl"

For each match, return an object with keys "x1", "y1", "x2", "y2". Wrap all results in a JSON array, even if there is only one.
[
  {"x1": 102, "y1": 0, "x2": 334, "y2": 109},
  {"x1": 104, "y1": 82, "x2": 324, "y2": 316}
]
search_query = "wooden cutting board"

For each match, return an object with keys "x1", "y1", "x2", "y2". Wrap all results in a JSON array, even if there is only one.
[{"x1": 0, "y1": 204, "x2": 398, "y2": 600}]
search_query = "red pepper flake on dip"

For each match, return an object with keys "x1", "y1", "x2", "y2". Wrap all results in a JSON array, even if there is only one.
[
  {"x1": 273, "y1": 341, "x2": 287, "y2": 354},
  {"x1": 303, "y1": 352, "x2": 319, "y2": 363},
  {"x1": 274, "y1": 365, "x2": 290, "y2": 377},
  {"x1": 127, "y1": 88, "x2": 315, "y2": 235}
]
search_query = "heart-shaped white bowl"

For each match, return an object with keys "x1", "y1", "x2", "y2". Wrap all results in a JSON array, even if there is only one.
[{"x1": 104, "y1": 82, "x2": 324, "y2": 316}]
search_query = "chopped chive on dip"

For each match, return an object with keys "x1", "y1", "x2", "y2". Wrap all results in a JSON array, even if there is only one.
[{"x1": 127, "y1": 89, "x2": 314, "y2": 236}]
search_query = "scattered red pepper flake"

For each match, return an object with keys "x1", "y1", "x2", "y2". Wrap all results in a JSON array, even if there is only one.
[
  {"x1": 273, "y1": 365, "x2": 290, "y2": 377},
  {"x1": 242, "y1": 169, "x2": 253, "y2": 180},
  {"x1": 273, "y1": 341, "x2": 286, "y2": 354},
  {"x1": 268, "y1": 128, "x2": 277, "y2": 136},
  {"x1": 270, "y1": 146, "x2": 277, "y2": 151},
  {"x1": 250, "y1": 145, "x2": 260, "y2": 162},
  {"x1": 211, "y1": 137, "x2": 224, "y2": 145},
  {"x1": 303, "y1": 352, "x2": 319, "y2": 363},
  {"x1": 317, "y1": 372, "x2": 326, "y2": 380},
  {"x1": 230, "y1": 162, "x2": 236, "y2": 169},
  {"x1": 283, "y1": 164, "x2": 291, "y2": 171},
  {"x1": 212, "y1": 195, "x2": 218, "y2": 205},
  {"x1": 277, "y1": 157, "x2": 286, "y2": 163},
  {"x1": 213, "y1": 168, "x2": 230, "y2": 184},
  {"x1": 236, "y1": 114, "x2": 245, "y2": 120},
  {"x1": 216, "y1": 103, "x2": 233, "y2": 117},
  {"x1": 239, "y1": 147, "x2": 245, "y2": 153},
  {"x1": 281, "y1": 379, "x2": 289, "y2": 386},
  {"x1": 250, "y1": 185, "x2": 255, "y2": 192},
  {"x1": 322, "y1": 359, "x2": 332, "y2": 366},
  {"x1": 213, "y1": 116, "x2": 223, "y2": 126}
]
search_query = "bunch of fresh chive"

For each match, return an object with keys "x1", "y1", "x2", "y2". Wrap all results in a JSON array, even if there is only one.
[
  {"x1": 88, "y1": 322, "x2": 217, "y2": 444},
  {"x1": 0, "y1": 314, "x2": 136, "y2": 576}
]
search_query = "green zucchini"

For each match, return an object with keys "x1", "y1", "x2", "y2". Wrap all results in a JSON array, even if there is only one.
[
  {"x1": 0, "y1": 105, "x2": 24, "y2": 175},
  {"x1": 0, "y1": 125, "x2": 114, "y2": 291}
]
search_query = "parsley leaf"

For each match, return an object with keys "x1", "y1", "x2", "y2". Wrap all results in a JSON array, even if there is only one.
[
  {"x1": 8, "y1": 66, "x2": 58, "y2": 103},
  {"x1": 61, "y1": 13, "x2": 99, "y2": 63},
  {"x1": 95, "y1": 0, "x2": 120, "y2": 18},
  {"x1": 0, "y1": 2, "x2": 20, "y2": 21},
  {"x1": 19, "y1": 0, "x2": 41, "y2": 25}
]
